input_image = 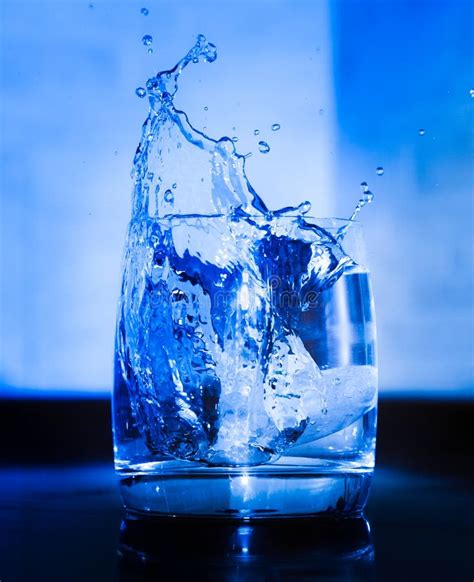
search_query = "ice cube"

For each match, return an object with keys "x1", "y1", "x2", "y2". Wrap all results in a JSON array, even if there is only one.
[{"x1": 294, "y1": 364, "x2": 378, "y2": 446}]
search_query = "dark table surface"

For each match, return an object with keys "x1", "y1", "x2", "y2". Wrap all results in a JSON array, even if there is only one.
[{"x1": 1, "y1": 398, "x2": 473, "y2": 581}]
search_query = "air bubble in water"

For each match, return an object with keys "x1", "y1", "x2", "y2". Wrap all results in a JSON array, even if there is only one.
[
  {"x1": 140, "y1": 7, "x2": 149, "y2": 15},
  {"x1": 258, "y1": 141, "x2": 270, "y2": 154},
  {"x1": 419, "y1": 128, "x2": 425, "y2": 136},
  {"x1": 135, "y1": 87, "x2": 146, "y2": 98},
  {"x1": 142, "y1": 35, "x2": 153, "y2": 47},
  {"x1": 271, "y1": 123, "x2": 280, "y2": 131},
  {"x1": 376, "y1": 167, "x2": 384, "y2": 176}
]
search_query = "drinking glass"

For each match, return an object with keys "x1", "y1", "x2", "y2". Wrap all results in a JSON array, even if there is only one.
[{"x1": 112, "y1": 216, "x2": 377, "y2": 518}]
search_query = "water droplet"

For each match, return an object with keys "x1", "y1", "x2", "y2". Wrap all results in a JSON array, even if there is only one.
[
  {"x1": 419, "y1": 128, "x2": 425, "y2": 136},
  {"x1": 142, "y1": 35, "x2": 153, "y2": 47},
  {"x1": 360, "y1": 181, "x2": 369, "y2": 193},
  {"x1": 113, "y1": 150, "x2": 118, "y2": 156},
  {"x1": 148, "y1": 48, "x2": 153, "y2": 54},
  {"x1": 321, "y1": 407, "x2": 328, "y2": 415},
  {"x1": 140, "y1": 7, "x2": 149, "y2": 15},
  {"x1": 296, "y1": 200, "x2": 312, "y2": 214},
  {"x1": 232, "y1": 136, "x2": 238, "y2": 142},
  {"x1": 204, "y1": 106, "x2": 208, "y2": 111},
  {"x1": 334, "y1": 377, "x2": 341, "y2": 385},
  {"x1": 318, "y1": 108, "x2": 324, "y2": 116},
  {"x1": 172, "y1": 183, "x2": 177, "y2": 189},
  {"x1": 135, "y1": 87, "x2": 146, "y2": 98},
  {"x1": 470, "y1": 89, "x2": 474, "y2": 98},
  {"x1": 254, "y1": 129, "x2": 260, "y2": 136},
  {"x1": 164, "y1": 189, "x2": 174, "y2": 203},
  {"x1": 271, "y1": 123, "x2": 280, "y2": 131},
  {"x1": 258, "y1": 141, "x2": 270, "y2": 154},
  {"x1": 376, "y1": 166, "x2": 384, "y2": 176}
]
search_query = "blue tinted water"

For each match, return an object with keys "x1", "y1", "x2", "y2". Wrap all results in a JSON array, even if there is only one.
[{"x1": 113, "y1": 35, "x2": 376, "y2": 469}]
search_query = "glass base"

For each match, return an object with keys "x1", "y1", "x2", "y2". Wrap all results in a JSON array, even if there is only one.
[{"x1": 119, "y1": 465, "x2": 372, "y2": 519}]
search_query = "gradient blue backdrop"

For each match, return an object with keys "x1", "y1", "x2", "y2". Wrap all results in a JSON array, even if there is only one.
[{"x1": 0, "y1": 0, "x2": 472, "y2": 397}]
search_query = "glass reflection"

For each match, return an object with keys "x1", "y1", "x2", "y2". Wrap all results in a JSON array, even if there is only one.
[{"x1": 118, "y1": 514, "x2": 374, "y2": 581}]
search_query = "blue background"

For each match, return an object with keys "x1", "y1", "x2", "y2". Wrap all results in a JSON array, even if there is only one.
[{"x1": 0, "y1": 0, "x2": 472, "y2": 397}]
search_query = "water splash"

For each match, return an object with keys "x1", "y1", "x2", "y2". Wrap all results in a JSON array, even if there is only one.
[
  {"x1": 350, "y1": 182, "x2": 374, "y2": 221},
  {"x1": 118, "y1": 35, "x2": 369, "y2": 466}
]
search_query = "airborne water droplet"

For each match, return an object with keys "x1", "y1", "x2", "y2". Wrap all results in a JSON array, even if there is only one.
[
  {"x1": 232, "y1": 136, "x2": 239, "y2": 142},
  {"x1": 376, "y1": 166, "x2": 384, "y2": 176},
  {"x1": 360, "y1": 181, "x2": 369, "y2": 193},
  {"x1": 271, "y1": 123, "x2": 280, "y2": 131},
  {"x1": 135, "y1": 87, "x2": 146, "y2": 98},
  {"x1": 140, "y1": 7, "x2": 149, "y2": 15},
  {"x1": 419, "y1": 128, "x2": 425, "y2": 136},
  {"x1": 254, "y1": 129, "x2": 260, "y2": 136},
  {"x1": 164, "y1": 189, "x2": 174, "y2": 203},
  {"x1": 172, "y1": 183, "x2": 177, "y2": 189},
  {"x1": 318, "y1": 108, "x2": 324, "y2": 116},
  {"x1": 142, "y1": 35, "x2": 153, "y2": 47},
  {"x1": 204, "y1": 106, "x2": 208, "y2": 111},
  {"x1": 258, "y1": 141, "x2": 270, "y2": 154},
  {"x1": 469, "y1": 89, "x2": 474, "y2": 97}
]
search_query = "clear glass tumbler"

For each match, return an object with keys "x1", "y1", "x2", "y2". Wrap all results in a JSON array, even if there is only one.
[{"x1": 112, "y1": 216, "x2": 377, "y2": 518}]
